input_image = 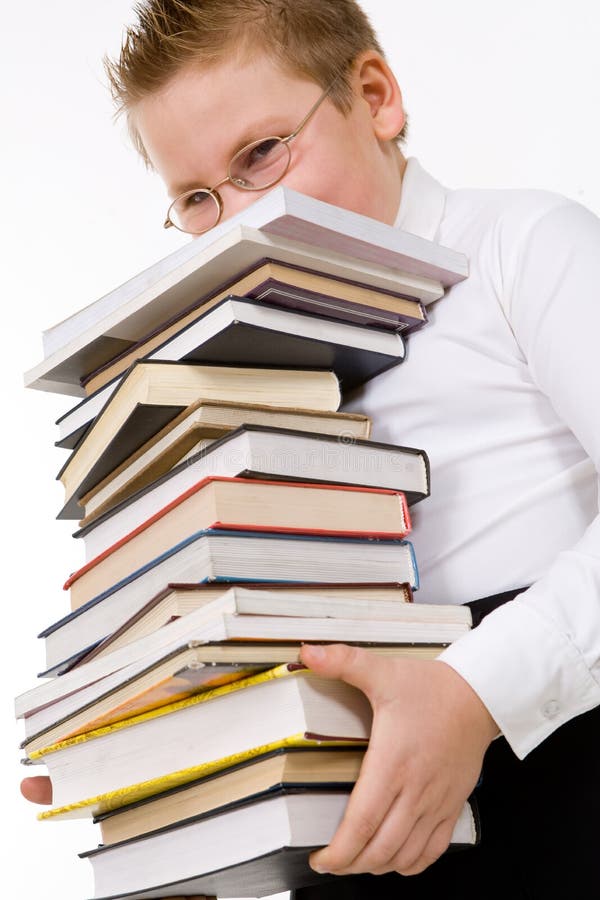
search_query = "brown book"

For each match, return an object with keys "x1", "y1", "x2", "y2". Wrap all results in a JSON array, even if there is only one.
[
  {"x1": 81, "y1": 259, "x2": 426, "y2": 395},
  {"x1": 79, "y1": 399, "x2": 371, "y2": 526}
]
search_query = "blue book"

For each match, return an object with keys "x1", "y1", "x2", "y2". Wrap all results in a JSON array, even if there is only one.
[{"x1": 40, "y1": 529, "x2": 418, "y2": 676}]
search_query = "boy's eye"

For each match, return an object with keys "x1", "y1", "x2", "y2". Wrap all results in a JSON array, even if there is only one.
[
  {"x1": 182, "y1": 190, "x2": 212, "y2": 209},
  {"x1": 245, "y1": 138, "x2": 281, "y2": 168},
  {"x1": 230, "y1": 138, "x2": 289, "y2": 188}
]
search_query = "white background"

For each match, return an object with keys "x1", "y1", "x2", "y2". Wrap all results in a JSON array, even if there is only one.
[{"x1": 2, "y1": 1, "x2": 599, "y2": 898}]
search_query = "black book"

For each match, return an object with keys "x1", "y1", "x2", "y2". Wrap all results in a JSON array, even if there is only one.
[
  {"x1": 55, "y1": 295, "x2": 405, "y2": 449},
  {"x1": 81, "y1": 786, "x2": 479, "y2": 900}
]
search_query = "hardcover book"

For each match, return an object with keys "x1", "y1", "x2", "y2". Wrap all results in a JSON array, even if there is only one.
[
  {"x1": 74, "y1": 423, "x2": 430, "y2": 533},
  {"x1": 80, "y1": 786, "x2": 479, "y2": 900},
  {"x1": 29, "y1": 665, "x2": 373, "y2": 813},
  {"x1": 25, "y1": 186, "x2": 467, "y2": 396},
  {"x1": 79, "y1": 399, "x2": 372, "y2": 523},
  {"x1": 73, "y1": 475, "x2": 412, "y2": 570},
  {"x1": 40, "y1": 531, "x2": 419, "y2": 672},
  {"x1": 55, "y1": 364, "x2": 341, "y2": 517},
  {"x1": 81, "y1": 257, "x2": 427, "y2": 395}
]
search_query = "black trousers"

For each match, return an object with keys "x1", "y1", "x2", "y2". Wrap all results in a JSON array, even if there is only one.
[{"x1": 294, "y1": 588, "x2": 600, "y2": 899}]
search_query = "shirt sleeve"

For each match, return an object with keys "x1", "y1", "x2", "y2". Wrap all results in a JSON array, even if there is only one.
[{"x1": 438, "y1": 197, "x2": 600, "y2": 759}]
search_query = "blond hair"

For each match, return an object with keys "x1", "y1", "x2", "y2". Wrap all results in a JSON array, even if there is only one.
[{"x1": 105, "y1": 0, "x2": 407, "y2": 165}]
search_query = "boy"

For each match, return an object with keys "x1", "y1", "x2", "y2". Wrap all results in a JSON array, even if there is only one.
[{"x1": 21, "y1": 2, "x2": 600, "y2": 897}]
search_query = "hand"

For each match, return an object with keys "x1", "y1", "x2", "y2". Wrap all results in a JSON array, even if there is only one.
[
  {"x1": 20, "y1": 777, "x2": 215, "y2": 899},
  {"x1": 300, "y1": 644, "x2": 499, "y2": 877}
]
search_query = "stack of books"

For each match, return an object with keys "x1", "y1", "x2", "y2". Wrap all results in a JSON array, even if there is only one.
[{"x1": 16, "y1": 188, "x2": 474, "y2": 899}]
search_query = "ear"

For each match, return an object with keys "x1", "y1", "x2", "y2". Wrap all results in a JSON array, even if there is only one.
[{"x1": 351, "y1": 51, "x2": 406, "y2": 141}]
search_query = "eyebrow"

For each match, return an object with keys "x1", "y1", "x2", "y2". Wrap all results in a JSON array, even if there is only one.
[{"x1": 168, "y1": 114, "x2": 291, "y2": 198}]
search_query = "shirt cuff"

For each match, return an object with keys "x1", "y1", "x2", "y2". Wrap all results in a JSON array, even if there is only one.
[{"x1": 438, "y1": 598, "x2": 600, "y2": 758}]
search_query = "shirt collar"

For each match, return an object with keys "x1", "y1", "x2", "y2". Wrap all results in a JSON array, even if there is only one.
[{"x1": 393, "y1": 157, "x2": 448, "y2": 241}]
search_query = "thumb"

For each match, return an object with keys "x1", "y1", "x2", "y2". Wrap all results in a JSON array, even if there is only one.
[
  {"x1": 20, "y1": 775, "x2": 53, "y2": 805},
  {"x1": 300, "y1": 643, "x2": 377, "y2": 694}
]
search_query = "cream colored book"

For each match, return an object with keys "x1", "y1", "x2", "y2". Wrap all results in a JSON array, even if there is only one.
[
  {"x1": 79, "y1": 399, "x2": 371, "y2": 526},
  {"x1": 56, "y1": 362, "x2": 340, "y2": 518}
]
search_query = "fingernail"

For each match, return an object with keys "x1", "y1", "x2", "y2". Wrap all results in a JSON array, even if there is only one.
[
  {"x1": 305, "y1": 645, "x2": 325, "y2": 662},
  {"x1": 309, "y1": 852, "x2": 329, "y2": 873},
  {"x1": 311, "y1": 861, "x2": 329, "y2": 874}
]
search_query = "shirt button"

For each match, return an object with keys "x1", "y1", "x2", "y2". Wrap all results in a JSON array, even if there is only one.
[{"x1": 543, "y1": 700, "x2": 560, "y2": 718}]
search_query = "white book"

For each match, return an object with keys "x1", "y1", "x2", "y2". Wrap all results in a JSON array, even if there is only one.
[
  {"x1": 17, "y1": 586, "x2": 460, "y2": 719},
  {"x1": 80, "y1": 790, "x2": 478, "y2": 900},
  {"x1": 29, "y1": 667, "x2": 374, "y2": 810},
  {"x1": 40, "y1": 531, "x2": 419, "y2": 672},
  {"x1": 25, "y1": 186, "x2": 468, "y2": 396},
  {"x1": 74, "y1": 424, "x2": 430, "y2": 544}
]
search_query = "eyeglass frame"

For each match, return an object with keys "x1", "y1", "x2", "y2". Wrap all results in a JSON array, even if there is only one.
[{"x1": 163, "y1": 76, "x2": 340, "y2": 235}]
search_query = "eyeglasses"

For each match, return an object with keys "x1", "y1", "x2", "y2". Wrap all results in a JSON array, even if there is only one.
[{"x1": 163, "y1": 79, "x2": 338, "y2": 235}]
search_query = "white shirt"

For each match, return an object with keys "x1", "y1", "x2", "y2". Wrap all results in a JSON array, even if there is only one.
[{"x1": 343, "y1": 158, "x2": 600, "y2": 758}]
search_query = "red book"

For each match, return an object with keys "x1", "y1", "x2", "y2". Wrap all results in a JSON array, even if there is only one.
[{"x1": 64, "y1": 477, "x2": 411, "y2": 612}]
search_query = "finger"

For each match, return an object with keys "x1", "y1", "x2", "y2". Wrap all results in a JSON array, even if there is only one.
[
  {"x1": 395, "y1": 816, "x2": 456, "y2": 876},
  {"x1": 20, "y1": 776, "x2": 53, "y2": 805},
  {"x1": 309, "y1": 726, "x2": 405, "y2": 873},
  {"x1": 300, "y1": 643, "x2": 380, "y2": 695},
  {"x1": 345, "y1": 795, "x2": 431, "y2": 876}
]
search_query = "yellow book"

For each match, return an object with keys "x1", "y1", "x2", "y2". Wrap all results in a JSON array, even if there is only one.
[
  {"x1": 30, "y1": 664, "x2": 371, "y2": 817},
  {"x1": 39, "y1": 735, "x2": 357, "y2": 821},
  {"x1": 96, "y1": 747, "x2": 366, "y2": 845}
]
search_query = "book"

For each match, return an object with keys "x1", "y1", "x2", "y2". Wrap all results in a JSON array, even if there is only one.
[
  {"x1": 21, "y1": 642, "x2": 269, "y2": 754},
  {"x1": 56, "y1": 363, "x2": 341, "y2": 517},
  {"x1": 26, "y1": 186, "x2": 468, "y2": 396},
  {"x1": 28, "y1": 665, "x2": 374, "y2": 814},
  {"x1": 95, "y1": 747, "x2": 366, "y2": 845},
  {"x1": 18, "y1": 618, "x2": 442, "y2": 721},
  {"x1": 79, "y1": 400, "x2": 371, "y2": 524},
  {"x1": 40, "y1": 531, "x2": 419, "y2": 672},
  {"x1": 80, "y1": 787, "x2": 478, "y2": 900},
  {"x1": 72, "y1": 475, "x2": 412, "y2": 576},
  {"x1": 55, "y1": 296, "x2": 404, "y2": 451},
  {"x1": 75, "y1": 423, "x2": 430, "y2": 537},
  {"x1": 81, "y1": 257, "x2": 427, "y2": 395},
  {"x1": 72, "y1": 581, "x2": 414, "y2": 666},
  {"x1": 23, "y1": 592, "x2": 471, "y2": 752},
  {"x1": 24, "y1": 642, "x2": 449, "y2": 754}
]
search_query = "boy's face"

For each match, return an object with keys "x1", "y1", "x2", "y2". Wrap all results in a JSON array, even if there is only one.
[{"x1": 134, "y1": 53, "x2": 404, "y2": 233}]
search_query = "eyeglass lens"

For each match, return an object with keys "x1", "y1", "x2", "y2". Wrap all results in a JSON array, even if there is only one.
[{"x1": 169, "y1": 137, "x2": 291, "y2": 234}]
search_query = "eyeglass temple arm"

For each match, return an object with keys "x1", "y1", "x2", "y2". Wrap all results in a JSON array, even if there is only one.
[{"x1": 285, "y1": 76, "x2": 340, "y2": 143}]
